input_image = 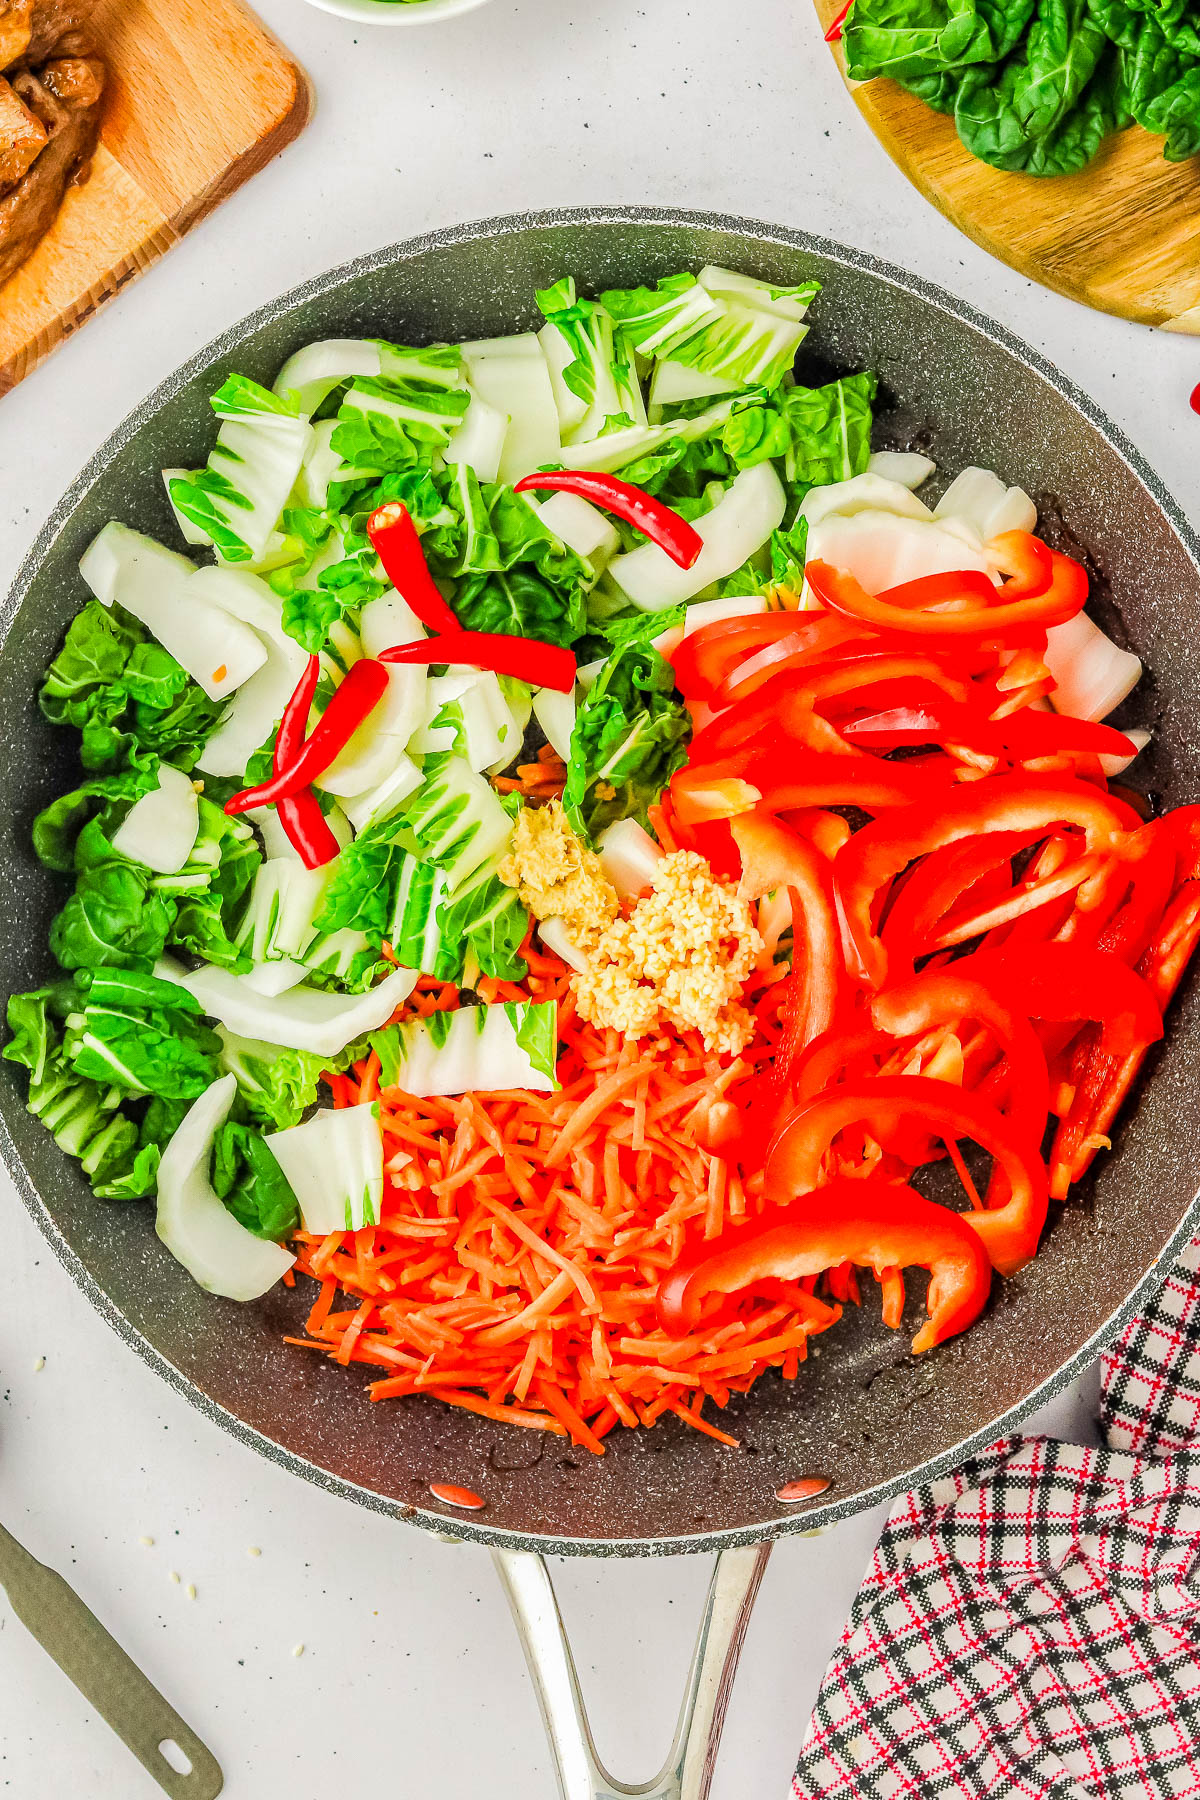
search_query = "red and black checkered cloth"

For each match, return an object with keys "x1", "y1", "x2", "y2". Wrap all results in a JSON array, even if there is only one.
[{"x1": 793, "y1": 1236, "x2": 1200, "y2": 1800}]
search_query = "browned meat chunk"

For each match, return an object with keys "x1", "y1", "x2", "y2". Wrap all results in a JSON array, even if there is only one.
[
  {"x1": 0, "y1": 1, "x2": 33, "y2": 72},
  {"x1": 0, "y1": 43, "x2": 102, "y2": 284},
  {"x1": 7, "y1": 0, "x2": 97, "y2": 70},
  {"x1": 0, "y1": 70, "x2": 45, "y2": 188}
]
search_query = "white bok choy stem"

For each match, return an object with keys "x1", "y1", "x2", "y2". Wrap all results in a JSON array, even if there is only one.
[
  {"x1": 111, "y1": 764, "x2": 199, "y2": 875},
  {"x1": 460, "y1": 334, "x2": 561, "y2": 483},
  {"x1": 155, "y1": 959, "x2": 418, "y2": 1059},
  {"x1": 156, "y1": 1075, "x2": 295, "y2": 1301},
  {"x1": 1045, "y1": 610, "x2": 1144, "y2": 722},
  {"x1": 80, "y1": 524, "x2": 267, "y2": 702},
  {"x1": 610, "y1": 462, "x2": 787, "y2": 611},
  {"x1": 266, "y1": 1104, "x2": 384, "y2": 1234}
]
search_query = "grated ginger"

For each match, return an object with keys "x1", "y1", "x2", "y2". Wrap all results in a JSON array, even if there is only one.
[
  {"x1": 498, "y1": 801, "x2": 619, "y2": 953},
  {"x1": 575, "y1": 851, "x2": 762, "y2": 1055}
]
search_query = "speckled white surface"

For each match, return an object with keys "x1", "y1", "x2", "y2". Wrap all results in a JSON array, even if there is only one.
[{"x1": 0, "y1": 1, "x2": 1198, "y2": 1794}]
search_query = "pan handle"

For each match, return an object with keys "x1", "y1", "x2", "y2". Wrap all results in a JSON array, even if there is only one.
[{"x1": 492, "y1": 1541, "x2": 771, "y2": 1800}]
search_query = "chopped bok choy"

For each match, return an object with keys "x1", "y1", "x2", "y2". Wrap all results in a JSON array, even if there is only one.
[
  {"x1": 266, "y1": 1103, "x2": 384, "y2": 1233},
  {"x1": 610, "y1": 463, "x2": 786, "y2": 610},
  {"x1": 156, "y1": 959, "x2": 418, "y2": 1059},
  {"x1": 168, "y1": 377, "x2": 313, "y2": 566},
  {"x1": 371, "y1": 1001, "x2": 559, "y2": 1097},
  {"x1": 111, "y1": 764, "x2": 199, "y2": 875},
  {"x1": 79, "y1": 525, "x2": 267, "y2": 701},
  {"x1": 155, "y1": 1075, "x2": 295, "y2": 1301}
]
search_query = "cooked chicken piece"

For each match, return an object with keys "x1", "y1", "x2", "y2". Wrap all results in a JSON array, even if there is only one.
[
  {"x1": 0, "y1": 70, "x2": 45, "y2": 190},
  {"x1": 13, "y1": 0, "x2": 96, "y2": 69},
  {"x1": 0, "y1": 43, "x2": 102, "y2": 285},
  {"x1": 0, "y1": 0, "x2": 33, "y2": 72}
]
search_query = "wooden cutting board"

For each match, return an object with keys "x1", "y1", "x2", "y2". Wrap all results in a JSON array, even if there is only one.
[
  {"x1": 813, "y1": 0, "x2": 1200, "y2": 332},
  {"x1": 0, "y1": 0, "x2": 311, "y2": 395}
]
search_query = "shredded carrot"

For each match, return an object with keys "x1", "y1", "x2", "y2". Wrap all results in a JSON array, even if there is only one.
[{"x1": 289, "y1": 950, "x2": 833, "y2": 1452}]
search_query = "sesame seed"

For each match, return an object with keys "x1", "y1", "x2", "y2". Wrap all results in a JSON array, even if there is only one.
[
  {"x1": 139, "y1": 1536, "x2": 155, "y2": 1548},
  {"x1": 169, "y1": 1571, "x2": 181, "y2": 1585},
  {"x1": 186, "y1": 1585, "x2": 197, "y2": 1601},
  {"x1": 32, "y1": 1357, "x2": 44, "y2": 1372},
  {"x1": 292, "y1": 1643, "x2": 305, "y2": 1658},
  {"x1": 247, "y1": 1546, "x2": 261, "y2": 1558}
]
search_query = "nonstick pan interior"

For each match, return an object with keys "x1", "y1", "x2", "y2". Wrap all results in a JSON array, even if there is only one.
[{"x1": 3, "y1": 208, "x2": 1199, "y2": 1553}]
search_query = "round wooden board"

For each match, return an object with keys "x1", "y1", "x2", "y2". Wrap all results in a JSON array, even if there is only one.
[{"x1": 813, "y1": 0, "x2": 1200, "y2": 333}]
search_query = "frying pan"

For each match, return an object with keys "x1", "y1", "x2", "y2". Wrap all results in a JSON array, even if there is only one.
[{"x1": 4, "y1": 208, "x2": 1200, "y2": 1800}]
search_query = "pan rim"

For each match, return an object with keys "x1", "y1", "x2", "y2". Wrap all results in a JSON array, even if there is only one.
[{"x1": 4, "y1": 203, "x2": 1200, "y2": 1557}]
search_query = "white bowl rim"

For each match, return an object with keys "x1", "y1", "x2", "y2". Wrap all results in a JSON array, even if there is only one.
[{"x1": 302, "y1": 0, "x2": 493, "y2": 23}]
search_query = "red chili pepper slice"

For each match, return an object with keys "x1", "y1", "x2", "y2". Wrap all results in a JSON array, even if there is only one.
[
  {"x1": 824, "y1": 0, "x2": 854, "y2": 41},
  {"x1": 379, "y1": 629, "x2": 576, "y2": 693},
  {"x1": 514, "y1": 470, "x2": 703, "y2": 570},
  {"x1": 367, "y1": 502, "x2": 461, "y2": 636},
  {"x1": 225, "y1": 658, "x2": 390, "y2": 814},
  {"x1": 657, "y1": 1177, "x2": 992, "y2": 1354},
  {"x1": 836, "y1": 775, "x2": 1134, "y2": 987},
  {"x1": 764, "y1": 1074, "x2": 1049, "y2": 1276},
  {"x1": 272, "y1": 654, "x2": 340, "y2": 870},
  {"x1": 806, "y1": 542, "x2": 1086, "y2": 639}
]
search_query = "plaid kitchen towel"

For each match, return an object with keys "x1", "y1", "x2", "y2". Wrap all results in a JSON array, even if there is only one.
[{"x1": 792, "y1": 1237, "x2": 1200, "y2": 1800}]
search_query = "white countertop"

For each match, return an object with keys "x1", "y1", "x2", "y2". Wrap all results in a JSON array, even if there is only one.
[{"x1": 1, "y1": 2, "x2": 1197, "y2": 1794}]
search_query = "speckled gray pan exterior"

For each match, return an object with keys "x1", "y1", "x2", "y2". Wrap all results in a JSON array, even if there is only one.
[{"x1": 4, "y1": 208, "x2": 1200, "y2": 1557}]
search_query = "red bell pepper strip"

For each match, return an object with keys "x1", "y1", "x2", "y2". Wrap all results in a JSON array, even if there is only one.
[
  {"x1": 1049, "y1": 881, "x2": 1200, "y2": 1197},
  {"x1": 932, "y1": 851, "x2": 1108, "y2": 953},
  {"x1": 836, "y1": 775, "x2": 1133, "y2": 987},
  {"x1": 871, "y1": 968, "x2": 1049, "y2": 1148},
  {"x1": 966, "y1": 942, "x2": 1162, "y2": 1056},
  {"x1": 806, "y1": 545, "x2": 1087, "y2": 639},
  {"x1": 271, "y1": 654, "x2": 341, "y2": 870},
  {"x1": 874, "y1": 569, "x2": 998, "y2": 610},
  {"x1": 842, "y1": 700, "x2": 1136, "y2": 763},
  {"x1": 1091, "y1": 826, "x2": 1178, "y2": 966},
  {"x1": 671, "y1": 748, "x2": 951, "y2": 825},
  {"x1": 224, "y1": 658, "x2": 390, "y2": 814},
  {"x1": 513, "y1": 470, "x2": 703, "y2": 570},
  {"x1": 880, "y1": 828, "x2": 1049, "y2": 974},
  {"x1": 790, "y1": 1026, "x2": 889, "y2": 1104},
  {"x1": 824, "y1": 0, "x2": 853, "y2": 42},
  {"x1": 366, "y1": 502, "x2": 461, "y2": 636},
  {"x1": 989, "y1": 530, "x2": 1056, "y2": 598},
  {"x1": 378, "y1": 629, "x2": 576, "y2": 693},
  {"x1": 877, "y1": 537, "x2": 1052, "y2": 610},
  {"x1": 731, "y1": 812, "x2": 844, "y2": 1064},
  {"x1": 764, "y1": 1074, "x2": 1049, "y2": 1276},
  {"x1": 657, "y1": 1178, "x2": 993, "y2": 1354},
  {"x1": 670, "y1": 612, "x2": 858, "y2": 702},
  {"x1": 688, "y1": 655, "x2": 971, "y2": 763}
]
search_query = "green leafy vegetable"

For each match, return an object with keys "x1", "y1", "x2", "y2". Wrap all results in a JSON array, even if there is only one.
[
  {"x1": 843, "y1": 0, "x2": 1200, "y2": 174},
  {"x1": 169, "y1": 377, "x2": 311, "y2": 564},
  {"x1": 563, "y1": 639, "x2": 690, "y2": 841},
  {"x1": 63, "y1": 968, "x2": 221, "y2": 1098},
  {"x1": 39, "y1": 602, "x2": 220, "y2": 775},
  {"x1": 370, "y1": 1000, "x2": 558, "y2": 1097},
  {"x1": 211, "y1": 1122, "x2": 300, "y2": 1240}
]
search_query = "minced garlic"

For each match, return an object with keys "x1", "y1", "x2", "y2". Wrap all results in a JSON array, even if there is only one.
[
  {"x1": 574, "y1": 851, "x2": 762, "y2": 1055},
  {"x1": 498, "y1": 800, "x2": 619, "y2": 953}
]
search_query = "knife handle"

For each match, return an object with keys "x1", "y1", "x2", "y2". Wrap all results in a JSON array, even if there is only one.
[{"x1": 0, "y1": 1520, "x2": 223, "y2": 1798}]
